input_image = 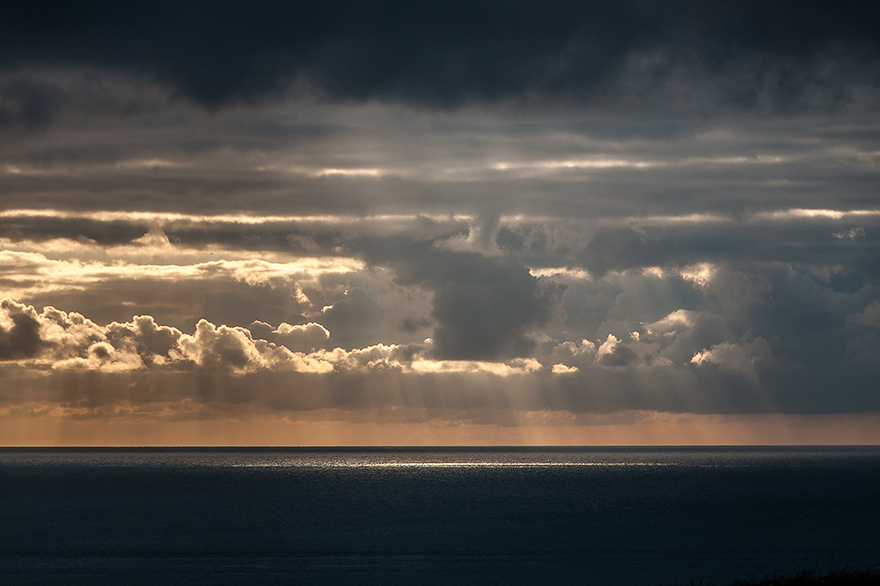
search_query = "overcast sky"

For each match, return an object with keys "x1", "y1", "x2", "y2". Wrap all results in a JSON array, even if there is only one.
[{"x1": 2, "y1": 1, "x2": 880, "y2": 445}]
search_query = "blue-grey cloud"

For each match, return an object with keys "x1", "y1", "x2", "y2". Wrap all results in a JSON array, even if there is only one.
[
  {"x1": 2, "y1": 1, "x2": 878, "y2": 111},
  {"x1": 0, "y1": 301, "x2": 43, "y2": 359},
  {"x1": 363, "y1": 238, "x2": 566, "y2": 360}
]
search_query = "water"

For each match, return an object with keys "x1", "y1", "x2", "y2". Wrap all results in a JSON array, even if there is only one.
[{"x1": 1, "y1": 446, "x2": 878, "y2": 585}]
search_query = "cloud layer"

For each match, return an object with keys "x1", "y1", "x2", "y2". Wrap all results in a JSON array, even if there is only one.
[
  {"x1": 3, "y1": 1, "x2": 879, "y2": 111},
  {"x1": 1, "y1": 1, "x2": 879, "y2": 444}
]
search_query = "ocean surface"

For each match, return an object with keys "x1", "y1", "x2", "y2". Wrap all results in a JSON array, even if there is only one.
[{"x1": 1, "y1": 446, "x2": 879, "y2": 586}]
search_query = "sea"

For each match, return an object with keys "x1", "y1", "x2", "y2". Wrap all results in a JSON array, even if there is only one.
[{"x1": 1, "y1": 446, "x2": 878, "y2": 586}]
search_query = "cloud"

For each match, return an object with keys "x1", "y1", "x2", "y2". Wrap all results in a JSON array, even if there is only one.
[
  {"x1": 107, "y1": 315, "x2": 183, "y2": 363},
  {"x1": 366, "y1": 241, "x2": 567, "y2": 360},
  {"x1": 410, "y1": 357, "x2": 542, "y2": 377},
  {"x1": 178, "y1": 320, "x2": 288, "y2": 373},
  {"x1": 249, "y1": 320, "x2": 331, "y2": 352},
  {"x1": 320, "y1": 287, "x2": 385, "y2": 349},
  {"x1": 52, "y1": 341, "x2": 145, "y2": 372},
  {"x1": 0, "y1": 299, "x2": 43, "y2": 359},
  {"x1": 398, "y1": 316, "x2": 432, "y2": 335},
  {"x1": 850, "y1": 302, "x2": 880, "y2": 328},
  {"x1": 200, "y1": 287, "x2": 303, "y2": 330},
  {"x1": 596, "y1": 334, "x2": 640, "y2": 367},
  {"x1": 2, "y1": 287, "x2": 880, "y2": 423},
  {"x1": 433, "y1": 214, "x2": 503, "y2": 256},
  {"x1": 2, "y1": 2, "x2": 878, "y2": 111},
  {"x1": 0, "y1": 2, "x2": 878, "y2": 446},
  {"x1": 0, "y1": 299, "x2": 435, "y2": 378},
  {"x1": 690, "y1": 337, "x2": 773, "y2": 370},
  {"x1": 0, "y1": 78, "x2": 61, "y2": 130},
  {"x1": 0, "y1": 298, "x2": 327, "y2": 374},
  {"x1": 594, "y1": 333, "x2": 672, "y2": 368},
  {"x1": 833, "y1": 226, "x2": 866, "y2": 240}
]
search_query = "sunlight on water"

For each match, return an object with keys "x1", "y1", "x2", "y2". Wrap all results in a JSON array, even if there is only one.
[
  {"x1": 3, "y1": 446, "x2": 876, "y2": 470},
  {"x1": 1, "y1": 447, "x2": 879, "y2": 586},
  {"x1": 229, "y1": 459, "x2": 674, "y2": 468}
]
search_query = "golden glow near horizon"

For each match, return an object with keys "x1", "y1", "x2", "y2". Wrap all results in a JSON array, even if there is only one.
[{"x1": 4, "y1": 410, "x2": 880, "y2": 447}]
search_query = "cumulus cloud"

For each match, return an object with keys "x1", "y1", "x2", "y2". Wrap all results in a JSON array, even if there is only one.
[
  {"x1": 1, "y1": 298, "x2": 549, "y2": 379},
  {"x1": 107, "y1": 315, "x2": 184, "y2": 364},
  {"x1": 645, "y1": 309, "x2": 698, "y2": 337},
  {"x1": 249, "y1": 320, "x2": 331, "y2": 352},
  {"x1": 850, "y1": 302, "x2": 880, "y2": 328},
  {"x1": 0, "y1": 299, "x2": 43, "y2": 359},
  {"x1": 0, "y1": 298, "x2": 331, "y2": 374},
  {"x1": 596, "y1": 335, "x2": 640, "y2": 367},
  {"x1": 546, "y1": 339, "x2": 597, "y2": 366},
  {"x1": 593, "y1": 334, "x2": 672, "y2": 368},
  {"x1": 52, "y1": 341, "x2": 145, "y2": 372},
  {"x1": 690, "y1": 337, "x2": 773, "y2": 370}
]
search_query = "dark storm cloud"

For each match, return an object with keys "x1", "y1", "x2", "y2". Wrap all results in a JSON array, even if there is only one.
[
  {"x1": 201, "y1": 287, "x2": 307, "y2": 331},
  {"x1": 320, "y1": 287, "x2": 385, "y2": 349},
  {"x1": 0, "y1": 213, "x2": 470, "y2": 258},
  {"x1": 363, "y1": 238, "x2": 566, "y2": 360},
  {"x1": 2, "y1": 1, "x2": 878, "y2": 110},
  {"x1": 744, "y1": 263, "x2": 878, "y2": 369},
  {"x1": 0, "y1": 78, "x2": 61, "y2": 130},
  {"x1": 0, "y1": 215, "x2": 152, "y2": 245},
  {"x1": 0, "y1": 304, "x2": 42, "y2": 360},
  {"x1": 398, "y1": 316, "x2": 432, "y2": 335},
  {"x1": 573, "y1": 218, "x2": 880, "y2": 278},
  {"x1": 0, "y1": 72, "x2": 167, "y2": 132},
  {"x1": 2, "y1": 89, "x2": 877, "y2": 222}
]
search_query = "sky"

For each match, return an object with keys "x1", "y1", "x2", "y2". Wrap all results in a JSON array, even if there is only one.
[{"x1": 2, "y1": 1, "x2": 880, "y2": 445}]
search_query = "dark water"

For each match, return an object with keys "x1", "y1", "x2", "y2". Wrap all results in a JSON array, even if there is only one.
[{"x1": 1, "y1": 446, "x2": 879, "y2": 585}]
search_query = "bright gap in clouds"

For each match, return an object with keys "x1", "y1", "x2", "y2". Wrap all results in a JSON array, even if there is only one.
[{"x1": 5, "y1": 207, "x2": 880, "y2": 227}]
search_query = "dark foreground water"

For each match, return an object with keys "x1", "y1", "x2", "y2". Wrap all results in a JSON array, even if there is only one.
[{"x1": 1, "y1": 447, "x2": 879, "y2": 586}]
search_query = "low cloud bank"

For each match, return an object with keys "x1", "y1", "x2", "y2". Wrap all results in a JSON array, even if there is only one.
[{"x1": 3, "y1": 289, "x2": 880, "y2": 420}]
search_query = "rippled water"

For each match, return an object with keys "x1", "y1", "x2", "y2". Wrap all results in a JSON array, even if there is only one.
[{"x1": 1, "y1": 447, "x2": 878, "y2": 585}]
